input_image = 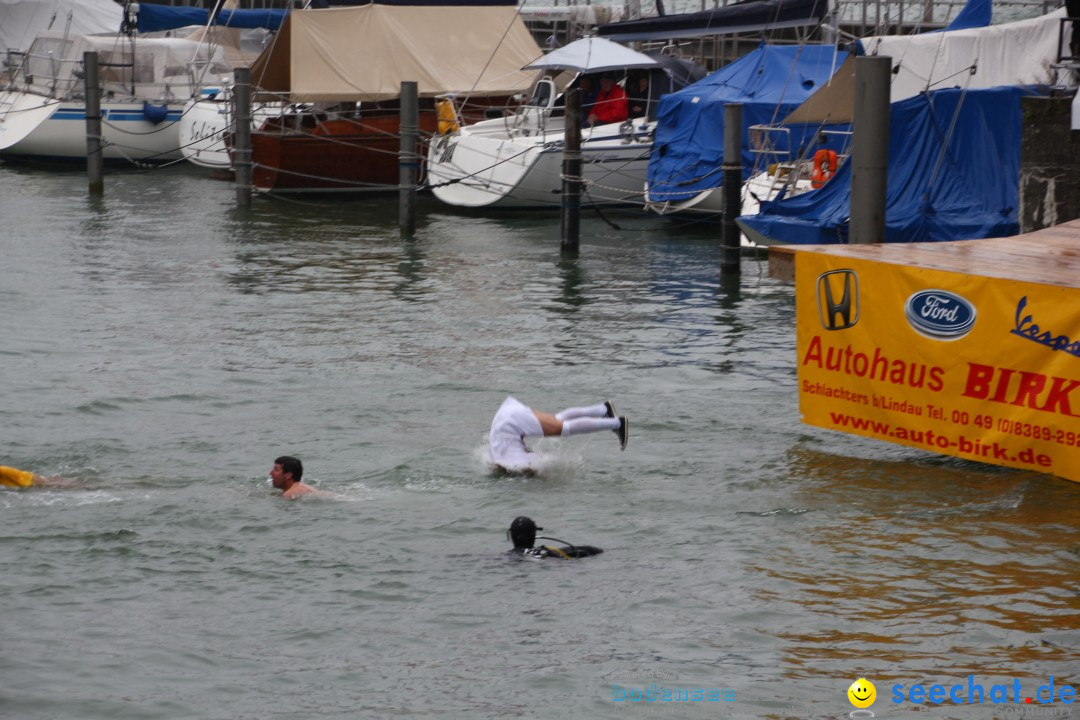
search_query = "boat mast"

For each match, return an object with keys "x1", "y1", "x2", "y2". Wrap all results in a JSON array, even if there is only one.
[
  {"x1": 823, "y1": 0, "x2": 838, "y2": 46},
  {"x1": 189, "y1": 0, "x2": 230, "y2": 88},
  {"x1": 123, "y1": 1, "x2": 138, "y2": 96}
]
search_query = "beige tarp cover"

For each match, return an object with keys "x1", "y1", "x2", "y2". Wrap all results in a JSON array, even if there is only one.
[
  {"x1": 250, "y1": 4, "x2": 543, "y2": 102},
  {"x1": 782, "y1": 54, "x2": 855, "y2": 125}
]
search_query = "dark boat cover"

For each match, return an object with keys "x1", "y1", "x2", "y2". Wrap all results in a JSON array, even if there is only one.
[
  {"x1": 596, "y1": 0, "x2": 828, "y2": 42},
  {"x1": 646, "y1": 43, "x2": 847, "y2": 204}
]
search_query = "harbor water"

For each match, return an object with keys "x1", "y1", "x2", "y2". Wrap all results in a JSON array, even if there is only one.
[{"x1": 1, "y1": 162, "x2": 1077, "y2": 720}]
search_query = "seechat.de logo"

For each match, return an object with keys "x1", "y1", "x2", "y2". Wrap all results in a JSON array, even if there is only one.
[
  {"x1": 904, "y1": 289, "x2": 976, "y2": 340},
  {"x1": 817, "y1": 270, "x2": 860, "y2": 331}
]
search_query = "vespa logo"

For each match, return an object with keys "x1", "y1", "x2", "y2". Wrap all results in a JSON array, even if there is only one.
[
  {"x1": 904, "y1": 289, "x2": 976, "y2": 340},
  {"x1": 817, "y1": 270, "x2": 859, "y2": 331}
]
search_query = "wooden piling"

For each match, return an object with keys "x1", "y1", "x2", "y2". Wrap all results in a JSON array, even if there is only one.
[
  {"x1": 721, "y1": 102, "x2": 743, "y2": 274},
  {"x1": 850, "y1": 56, "x2": 891, "y2": 244},
  {"x1": 83, "y1": 51, "x2": 103, "y2": 195},
  {"x1": 399, "y1": 81, "x2": 419, "y2": 238},
  {"x1": 561, "y1": 87, "x2": 582, "y2": 254},
  {"x1": 234, "y1": 67, "x2": 252, "y2": 208}
]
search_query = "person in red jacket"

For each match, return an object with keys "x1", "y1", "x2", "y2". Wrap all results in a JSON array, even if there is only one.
[{"x1": 587, "y1": 73, "x2": 628, "y2": 126}]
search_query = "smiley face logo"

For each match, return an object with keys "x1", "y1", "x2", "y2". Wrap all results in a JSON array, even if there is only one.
[{"x1": 847, "y1": 678, "x2": 876, "y2": 708}]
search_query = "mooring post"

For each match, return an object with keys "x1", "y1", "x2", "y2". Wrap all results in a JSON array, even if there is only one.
[
  {"x1": 233, "y1": 67, "x2": 252, "y2": 208},
  {"x1": 721, "y1": 102, "x2": 743, "y2": 274},
  {"x1": 84, "y1": 51, "x2": 103, "y2": 195},
  {"x1": 399, "y1": 81, "x2": 419, "y2": 238},
  {"x1": 561, "y1": 87, "x2": 582, "y2": 253},
  {"x1": 850, "y1": 55, "x2": 891, "y2": 244}
]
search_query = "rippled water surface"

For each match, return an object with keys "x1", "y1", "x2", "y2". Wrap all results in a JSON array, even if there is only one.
[{"x1": 1, "y1": 163, "x2": 1077, "y2": 720}]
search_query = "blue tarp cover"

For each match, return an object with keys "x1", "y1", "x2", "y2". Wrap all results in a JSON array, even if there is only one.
[
  {"x1": 944, "y1": 0, "x2": 992, "y2": 31},
  {"x1": 738, "y1": 86, "x2": 1033, "y2": 245},
  {"x1": 646, "y1": 44, "x2": 847, "y2": 203},
  {"x1": 137, "y1": 4, "x2": 287, "y2": 32}
]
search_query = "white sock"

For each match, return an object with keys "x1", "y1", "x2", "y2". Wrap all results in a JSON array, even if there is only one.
[
  {"x1": 561, "y1": 417, "x2": 620, "y2": 436},
  {"x1": 555, "y1": 402, "x2": 609, "y2": 421}
]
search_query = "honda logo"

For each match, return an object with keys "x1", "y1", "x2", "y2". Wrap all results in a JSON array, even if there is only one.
[{"x1": 817, "y1": 270, "x2": 859, "y2": 330}]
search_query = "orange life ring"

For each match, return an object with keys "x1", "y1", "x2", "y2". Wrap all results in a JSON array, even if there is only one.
[{"x1": 811, "y1": 149, "x2": 838, "y2": 188}]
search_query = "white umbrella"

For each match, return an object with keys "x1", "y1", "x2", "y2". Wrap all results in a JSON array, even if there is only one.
[{"x1": 522, "y1": 36, "x2": 659, "y2": 74}]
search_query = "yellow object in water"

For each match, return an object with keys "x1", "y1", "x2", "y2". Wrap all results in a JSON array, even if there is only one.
[{"x1": 0, "y1": 465, "x2": 35, "y2": 488}]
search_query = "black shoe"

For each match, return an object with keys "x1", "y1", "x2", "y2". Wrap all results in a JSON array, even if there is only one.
[
  {"x1": 616, "y1": 417, "x2": 628, "y2": 451},
  {"x1": 604, "y1": 400, "x2": 616, "y2": 418}
]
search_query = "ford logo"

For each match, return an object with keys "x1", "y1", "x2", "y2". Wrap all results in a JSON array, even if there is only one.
[{"x1": 905, "y1": 289, "x2": 976, "y2": 340}]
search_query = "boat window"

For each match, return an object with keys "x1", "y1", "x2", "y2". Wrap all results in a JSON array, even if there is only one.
[
  {"x1": 528, "y1": 77, "x2": 556, "y2": 108},
  {"x1": 132, "y1": 55, "x2": 155, "y2": 84}
]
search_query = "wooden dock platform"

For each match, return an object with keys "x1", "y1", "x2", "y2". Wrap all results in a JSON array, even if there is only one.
[{"x1": 768, "y1": 219, "x2": 1080, "y2": 287}]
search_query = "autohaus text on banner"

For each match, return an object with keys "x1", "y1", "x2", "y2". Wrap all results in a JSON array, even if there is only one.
[{"x1": 795, "y1": 252, "x2": 1080, "y2": 484}]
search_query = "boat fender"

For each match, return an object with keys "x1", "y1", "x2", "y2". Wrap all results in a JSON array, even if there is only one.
[
  {"x1": 142, "y1": 101, "x2": 170, "y2": 125},
  {"x1": 436, "y1": 99, "x2": 459, "y2": 135},
  {"x1": 811, "y1": 149, "x2": 838, "y2": 188}
]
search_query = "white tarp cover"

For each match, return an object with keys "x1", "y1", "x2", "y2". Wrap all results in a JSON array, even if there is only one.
[
  {"x1": 863, "y1": 8, "x2": 1066, "y2": 101},
  {"x1": 250, "y1": 4, "x2": 542, "y2": 102},
  {"x1": 0, "y1": 0, "x2": 122, "y2": 55},
  {"x1": 16, "y1": 31, "x2": 232, "y2": 100},
  {"x1": 783, "y1": 8, "x2": 1066, "y2": 125},
  {"x1": 522, "y1": 36, "x2": 658, "y2": 73}
]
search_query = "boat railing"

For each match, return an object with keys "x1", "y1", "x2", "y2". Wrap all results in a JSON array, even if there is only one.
[
  {"x1": 748, "y1": 124, "x2": 852, "y2": 194},
  {"x1": 9, "y1": 47, "x2": 82, "y2": 100},
  {"x1": 2, "y1": 49, "x2": 26, "y2": 79},
  {"x1": 9, "y1": 48, "x2": 211, "y2": 103},
  {"x1": 1051, "y1": 16, "x2": 1080, "y2": 87},
  {"x1": 169, "y1": 60, "x2": 234, "y2": 97},
  {"x1": 251, "y1": 98, "x2": 399, "y2": 137},
  {"x1": 505, "y1": 76, "x2": 559, "y2": 139}
]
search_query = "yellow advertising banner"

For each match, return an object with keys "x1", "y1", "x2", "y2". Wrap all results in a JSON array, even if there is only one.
[{"x1": 796, "y1": 252, "x2": 1080, "y2": 484}]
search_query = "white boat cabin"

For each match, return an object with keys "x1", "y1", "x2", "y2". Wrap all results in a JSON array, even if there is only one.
[{"x1": 8, "y1": 31, "x2": 232, "y2": 103}]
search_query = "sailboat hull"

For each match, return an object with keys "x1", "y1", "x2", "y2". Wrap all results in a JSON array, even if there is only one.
[
  {"x1": 180, "y1": 94, "x2": 281, "y2": 170},
  {"x1": 0, "y1": 91, "x2": 184, "y2": 162},
  {"x1": 250, "y1": 111, "x2": 438, "y2": 192},
  {"x1": 428, "y1": 118, "x2": 654, "y2": 209}
]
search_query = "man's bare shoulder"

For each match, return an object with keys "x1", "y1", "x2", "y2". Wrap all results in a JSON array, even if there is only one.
[{"x1": 282, "y1": 482, "x2": 333, "y2": 500}]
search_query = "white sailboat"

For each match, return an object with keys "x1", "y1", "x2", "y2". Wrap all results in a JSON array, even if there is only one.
[
  {"x1": 0, "y1": 30, "x2": 232, "y2": 162},
  {"x1": 1, "y1": 0, "x2": 122, "y2": 71},
  {"x1": 427, "y1": 36, "x2": 704, "y2": 209},
  {"x1": 132, "y1": 0, "x2": 285, "y2": 170}
]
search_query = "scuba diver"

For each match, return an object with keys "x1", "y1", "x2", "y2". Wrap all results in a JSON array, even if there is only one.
[{"x1": 507, "y1": 516, "x2": 603, "y2": 559}]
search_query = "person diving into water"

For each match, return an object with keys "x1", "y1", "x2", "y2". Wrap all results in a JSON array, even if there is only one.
[
  {"x1": 507, "y1": 516, "x2": 602, "y2": 559},
  {"x1": 489, "y1": 396, "x2": 628, "y2": 475}
]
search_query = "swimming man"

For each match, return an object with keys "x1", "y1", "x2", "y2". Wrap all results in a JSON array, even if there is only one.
[{"x1": 270, "y1": 456, "x2": 328, "y2": 499}]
